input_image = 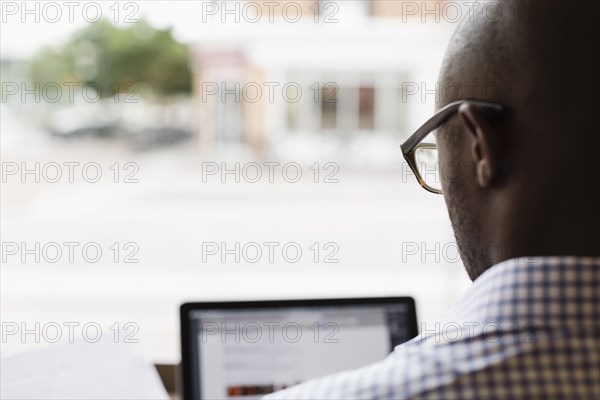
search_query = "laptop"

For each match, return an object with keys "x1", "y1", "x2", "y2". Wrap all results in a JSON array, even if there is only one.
[{"x1": 180, "y1": 297, "x2": 418, "y2": 400}]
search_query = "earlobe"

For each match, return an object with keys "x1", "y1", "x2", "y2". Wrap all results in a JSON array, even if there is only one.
[{"x1": 477, "y1": 159, "x2": 493, "y2": 187}]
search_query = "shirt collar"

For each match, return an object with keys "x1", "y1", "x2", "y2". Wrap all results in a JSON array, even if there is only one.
[{"x1": 439, "y1": 256, "x2": 600, "y2": 328}]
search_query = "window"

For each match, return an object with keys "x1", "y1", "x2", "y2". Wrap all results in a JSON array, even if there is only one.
[
  {"x1": 286, "y1": 73, "x2": 409, "y2": 136},
  {"x1": 358, "y1": 87, "x2": 375, "y2": 131},
  {"x1": 215, "y1": 83, "x2": 243, "y2": 144},
  {"x1": 321, "y1": 84, "x2": 338, "y2": 130}
]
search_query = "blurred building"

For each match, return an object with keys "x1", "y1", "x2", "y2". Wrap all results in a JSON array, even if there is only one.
[{"x1": 190, "y1": 0, "x2": 453, "y2": 154}]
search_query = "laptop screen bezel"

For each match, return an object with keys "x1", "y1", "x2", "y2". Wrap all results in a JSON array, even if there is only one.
[{"x1": 180, "y1": 297, "x2": 417, "y2": 400}]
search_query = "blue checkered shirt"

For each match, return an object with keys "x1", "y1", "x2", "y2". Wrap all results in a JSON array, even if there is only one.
[{"x1": 264, "y1": 257, "x2": 600, "y2": 399}]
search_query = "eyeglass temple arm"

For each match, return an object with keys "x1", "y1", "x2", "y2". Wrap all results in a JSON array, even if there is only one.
[{"x1": 400, "y1": 101, "x2": 504, "y2": 155}]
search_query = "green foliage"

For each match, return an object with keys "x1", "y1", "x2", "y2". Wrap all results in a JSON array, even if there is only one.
[{"x1": 31, "y1": 19, "x2": 191, "y2": 97}]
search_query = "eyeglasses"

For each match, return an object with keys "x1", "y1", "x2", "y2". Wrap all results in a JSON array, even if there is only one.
[{"x1": 400, "y1": 100, "x2": 504, "y2": 194}]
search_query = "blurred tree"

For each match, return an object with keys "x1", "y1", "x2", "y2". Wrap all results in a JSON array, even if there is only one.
[{"x1": 31, "y1": 19, "x2": 191, "y2": 98}]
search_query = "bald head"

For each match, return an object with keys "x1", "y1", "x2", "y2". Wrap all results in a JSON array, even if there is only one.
[
  {"x1": 440, "y1": 1, "x2": 598, "y2": 116},
  {"x1": 434, "y1": 1, "x2": 600, "y2": 279}
]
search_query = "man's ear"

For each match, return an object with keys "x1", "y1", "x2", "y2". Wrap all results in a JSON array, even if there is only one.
[{"x1": 457, "y1": 104, "x2": 501, "y2": 188}]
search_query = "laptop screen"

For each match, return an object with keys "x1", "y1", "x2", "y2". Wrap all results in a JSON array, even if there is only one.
[{"x1": 181, "y1": 298, "x2": 417, "y2": 400}]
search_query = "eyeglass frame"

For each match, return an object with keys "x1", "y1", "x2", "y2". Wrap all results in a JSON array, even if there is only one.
[{"x1": 401, "y1": 100, "x2": 504, "y2": 194}]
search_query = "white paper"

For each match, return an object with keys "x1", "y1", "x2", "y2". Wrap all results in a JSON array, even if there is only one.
[{"x1": 1, "y1": 339, "x2": 170, "y2": 399}]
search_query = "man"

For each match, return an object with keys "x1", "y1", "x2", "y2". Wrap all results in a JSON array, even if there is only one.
[{"x1": 265, "y1": 1, "x2": 599, "y2": 399}]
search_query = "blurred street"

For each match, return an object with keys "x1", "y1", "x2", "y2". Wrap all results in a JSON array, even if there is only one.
[{"x1": 1, "y1": 107, "x2": 470, "y2": 362}]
